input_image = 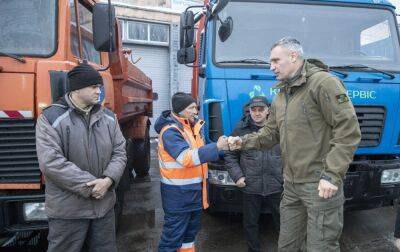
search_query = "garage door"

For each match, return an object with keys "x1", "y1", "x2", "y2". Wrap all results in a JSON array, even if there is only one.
[
  {"x1": 176, "y1": 62, "x2": 192, "y2": 94},
  {"x1": 124, "y1": 44, "x2": 170, "y2": 137}
]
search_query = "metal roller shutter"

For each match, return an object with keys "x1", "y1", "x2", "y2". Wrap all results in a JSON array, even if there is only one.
[{"x1": 124, "y1": 44, "x2": 170, "y2": 137}]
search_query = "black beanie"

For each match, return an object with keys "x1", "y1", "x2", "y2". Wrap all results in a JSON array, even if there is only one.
[
  {"x1": 172, "y1": 92, "x2": 196, "y2": 114},
  {"x1": 68, "y1": 64, "x2": 103, "y2": 92}
]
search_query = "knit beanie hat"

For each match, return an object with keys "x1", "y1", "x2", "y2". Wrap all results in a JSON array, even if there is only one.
[
  {"x1": 172, "y1": 92, "x2": 196, "y2": 114},
  {"x1": 68, "y1": 64, "x2": 103, "y2": 92}
]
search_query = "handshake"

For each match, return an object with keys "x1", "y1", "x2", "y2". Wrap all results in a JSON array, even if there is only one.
[{"x1": 217, "y1": 136, "x2": 243, "y2": 151}]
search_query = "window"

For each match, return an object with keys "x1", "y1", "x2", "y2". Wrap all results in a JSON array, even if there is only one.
[
  {"x1": 128, "y1": 21, "x2": 148, "y2": 41},
  {"x1": 150, "y1": 23, "x2": 169, "y2": 42},
  {"x1": 0, "y1": 0, "x2": 56, "y2": 56},
  {"x1": 123, "y1": 20, "x2": 169, "y2": 45},
  {"x1": 215, "y1": 2, "x2": 400, "y2": 71},
  {"x1": 360, "y1": 20, "x2": 392, "y2": 58},
  {"x1": 70, "y1": 0, "x2": 101, "y2": 64}
]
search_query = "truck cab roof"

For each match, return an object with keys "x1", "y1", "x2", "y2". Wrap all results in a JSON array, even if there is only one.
[{"x1": 224, "y1": 0, "x2": 396, "y2": 9}]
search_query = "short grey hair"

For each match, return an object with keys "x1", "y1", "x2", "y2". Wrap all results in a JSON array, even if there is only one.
[{"x1": 271, "y1": 37, "x2": 304, "y2": 58}]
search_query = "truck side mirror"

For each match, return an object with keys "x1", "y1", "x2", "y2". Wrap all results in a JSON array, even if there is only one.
[
  {"x1": 180, "y1": 11, "x2": 195, "y2": 49},
  {"x1": 93, "y1": 3, "x2": 116, "y2": 52},
  {"x1": 211, "y1": 0, "x2": 230, "y2": 16},
  {"x1": 218, "y1": 17, "x2": 233, "y2": 42},
  {"x1": 177, "y1": 47, "x2": 196, "y2": 64}
]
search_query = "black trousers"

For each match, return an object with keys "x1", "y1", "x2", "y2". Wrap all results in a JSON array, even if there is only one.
[
  {"x1": 395, "y1": 207, "x2": 400, "y2": 238},
  {"x1": 242, "y1": 192, "x2": 281, "y2": 252}
]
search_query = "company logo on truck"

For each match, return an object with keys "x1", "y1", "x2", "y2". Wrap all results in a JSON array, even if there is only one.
[
  {"x1": 253, "y1": 86, "x2": 377, "y2": 100},
  {"x1": 347, "y1": 90, "x2": 376, "y2": 99}
]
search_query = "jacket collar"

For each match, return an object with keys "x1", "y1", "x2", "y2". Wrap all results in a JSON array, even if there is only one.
[
  {"x1": 274, "y1": 59, "x2": 329, "y2": 90},
  {"x1": 63, "y1": 94, "x2": 104, "y2": 127},
  {"x1": 274, "y1": 60, "x2": 306, "y2": 89},
  {"x1": 64, "y1": 93, "x2": 101, "y2": 115},
  {"x1": 171, "y1": 113, "x2": 205, "y2": 136},
  {"x1": 242, "y1": 115, "x2": 264, "y2": 130}
]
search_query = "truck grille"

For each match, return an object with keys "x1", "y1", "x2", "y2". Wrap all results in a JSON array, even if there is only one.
[
  {"x1": 354, "y1": 106, "x2": 385, "y2": 147},
  {"x1": 0, "y1": 119, "x2": 41, "y2": 183}
]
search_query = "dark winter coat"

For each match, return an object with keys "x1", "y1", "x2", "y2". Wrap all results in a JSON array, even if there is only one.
[{"x1": 225, "y1": 115, "x2": 283, "y2": 196}]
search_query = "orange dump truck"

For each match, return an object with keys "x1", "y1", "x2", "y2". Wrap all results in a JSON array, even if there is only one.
[{"x1": 0, "y1": 0, "x2": 152, "y2": 246}]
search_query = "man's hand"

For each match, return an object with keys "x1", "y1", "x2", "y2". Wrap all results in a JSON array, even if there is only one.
[
  {"x1": 228, "y1": 136, "x2": 242, "y2": 150},
  {"x1": 236, "y1": 177, "x2": 246, "y2": 188},
  {"x1": 318, "y1": 179, "x2": 338, "y2": 199},
  {"x1": 217, "y1": 135, "x2": 229, "y2": 151},
  {"x1": 87, "y1": 177, "x2": 113, "y2": 199}
]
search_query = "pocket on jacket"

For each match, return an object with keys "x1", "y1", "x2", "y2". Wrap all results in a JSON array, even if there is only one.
[
  {"x1": 302, "y1": 102, "x2": 317, "y2": 141},
  {"x1": 269, "y1": 145, "x2": 282, "y2": 157}
]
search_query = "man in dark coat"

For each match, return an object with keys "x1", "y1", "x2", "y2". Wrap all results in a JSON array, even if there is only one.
[{"x1": 225, "y1": 96, "x2": 283, "y2": 252}]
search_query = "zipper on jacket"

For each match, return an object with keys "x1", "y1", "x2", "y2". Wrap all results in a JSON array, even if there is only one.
[
  {"x1": 284, "y1": 89, "x2": 295, "y2": 184},
  {"x1": 93, "y1": 129, "x2": 102, "y2": 174},
  {"x1": 302, "y1": 102, "x2": 317, "y2": 141},
  {"x1": 76, "y1": 112, "x2": 92, "y2": 171},
  {"x1": 263, "y1": 150, "x2": 267, "y2": 196},
  {"x1": 66, "y1": 126, "x2": 70, "y2": 160},
  {"x1": 88, "y1": 125, "x2": 93, "y2": 169},
  {"x1": 81, "y1": 115, "x2": 99, "y2": 218}
]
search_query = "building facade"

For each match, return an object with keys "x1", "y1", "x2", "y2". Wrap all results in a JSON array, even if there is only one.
[{"x1": 113, "y1": 0, "x2": 201, "y2": 136}]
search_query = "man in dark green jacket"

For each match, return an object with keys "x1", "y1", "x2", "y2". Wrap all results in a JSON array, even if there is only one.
[{"x1": 228, "y1": 37, "x2": 361, "y2": 251}]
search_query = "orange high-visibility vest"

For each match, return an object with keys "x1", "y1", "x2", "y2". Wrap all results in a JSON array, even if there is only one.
[{"x1": 158, "y1": 115, "x2": 209, "y2": 209}]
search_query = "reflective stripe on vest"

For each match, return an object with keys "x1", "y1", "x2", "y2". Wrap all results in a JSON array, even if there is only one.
[
  {"x1": 178, "y1": 242, "x2": 195, "y2": 252},
  {"x1": 160, "y1": 177, "x2": 203, "y2": 185}
]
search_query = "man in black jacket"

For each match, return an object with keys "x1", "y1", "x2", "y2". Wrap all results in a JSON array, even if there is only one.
[{"x1": 225, "y1": 96, "x2": 283, "y2": 252}]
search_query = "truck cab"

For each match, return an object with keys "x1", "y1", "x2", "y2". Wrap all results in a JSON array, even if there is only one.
[
  {"x1": 0, "y1": 0, "x2": 152, "y2": 246},
  {"x1": 178, "y1": 0, "x2": 400, "y2": 212}
]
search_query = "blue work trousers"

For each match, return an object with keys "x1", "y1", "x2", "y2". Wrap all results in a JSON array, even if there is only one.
[{"x1": 158, "y1": 210, "x2": 201, "y2": 252}]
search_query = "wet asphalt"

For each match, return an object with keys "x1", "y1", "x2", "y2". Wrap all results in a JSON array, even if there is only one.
[{"x1": 117, "y1": 141, "x2": 400, "y2": 252}]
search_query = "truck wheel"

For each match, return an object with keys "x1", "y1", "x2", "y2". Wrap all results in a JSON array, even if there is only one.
[
  {"x1": 126, "y1": 138, "x2": 135, "y2": 180},
  {"x1": 115, "y1": 160, "x2": 130, "y2": 231},
  {"x1": 114, "y1": 185, "x2": 125, "y2": 232},
  {"x1": 131, "y1": 124, "x2": 151, "y2": 178}
]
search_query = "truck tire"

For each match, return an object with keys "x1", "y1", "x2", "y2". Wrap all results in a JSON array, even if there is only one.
[
  {"x1": 115, "y1": 158, "x2": 130, "y2": 232},
  {"x1": 126, "y1": 138, "x2": 135, "y2": 180},
  {"x1": 114, "y1": 186, "x2": 124, "y2": 232},
  {"x1": 131, "y1": 124, "x2": 151, "y2": 178}
]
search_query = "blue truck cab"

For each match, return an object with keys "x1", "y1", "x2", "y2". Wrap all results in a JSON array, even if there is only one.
[{"x1": 177, "y1": 0, "x2": 400, "y2": 212}]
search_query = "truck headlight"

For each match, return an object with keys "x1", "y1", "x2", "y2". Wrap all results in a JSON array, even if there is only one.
[
  {"x1": 23, "y1": 202, "x2": 47, "y2": 221},
  {"x1": 381, "y1": 169, "x2": 400, "y2": 184},
  {"x1": 209, "y1": 170, "x2": 235, "y2": 185}
]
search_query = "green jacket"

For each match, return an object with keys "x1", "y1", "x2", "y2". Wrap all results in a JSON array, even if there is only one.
[{"x1": 241, "y1": 59, "x2": 361, "y2": 186}]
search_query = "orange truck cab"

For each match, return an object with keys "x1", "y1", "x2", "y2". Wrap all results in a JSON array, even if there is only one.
[{"x1": 0, "y1": 0, "x2": 153, "y2": 246}]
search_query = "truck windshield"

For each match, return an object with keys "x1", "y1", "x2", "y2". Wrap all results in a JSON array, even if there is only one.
[
  {"x1": 215, "y1": 2, "x2": 400, "y2": 72},
  {"x1": 0, "y1": 0, "x2": 57, "y2": 56}
]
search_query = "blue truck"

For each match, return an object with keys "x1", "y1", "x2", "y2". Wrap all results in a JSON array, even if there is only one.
[{"x1": 177, "y1": 0, "x2": 400, "y2": 212}]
